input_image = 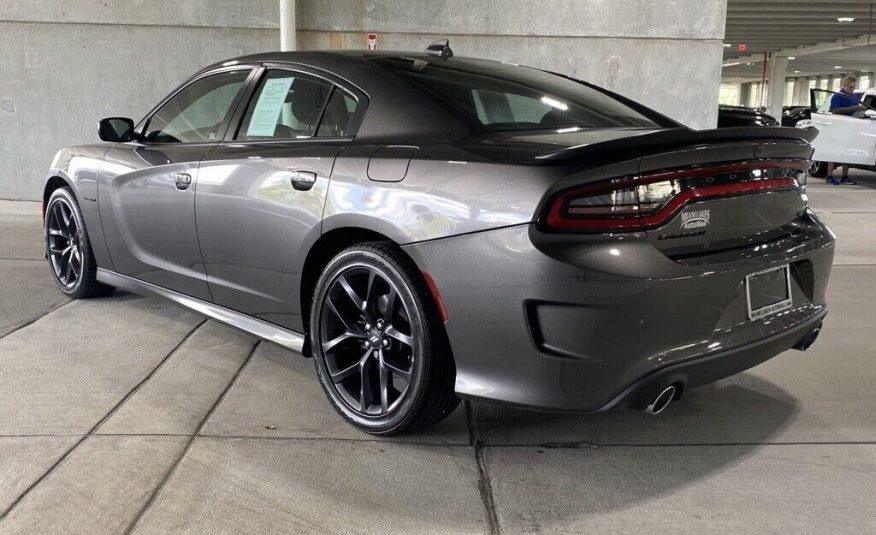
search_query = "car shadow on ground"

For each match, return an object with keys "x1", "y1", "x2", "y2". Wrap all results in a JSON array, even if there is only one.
[
  {"x1": 469, "y1": 373, "x2": 800, "y2": 446},
  {"x1": 464, "y1": 373, "x2": 800, "y2": 522}
]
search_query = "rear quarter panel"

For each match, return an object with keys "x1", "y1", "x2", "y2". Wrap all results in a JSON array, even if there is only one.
[{"x1": 322, "y1": 144, "x2": 564, "y2": 243}]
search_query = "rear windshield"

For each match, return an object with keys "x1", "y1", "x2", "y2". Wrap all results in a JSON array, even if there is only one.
[{"x1": 371, "y1": 57, "x2": 664, "y2": 131}]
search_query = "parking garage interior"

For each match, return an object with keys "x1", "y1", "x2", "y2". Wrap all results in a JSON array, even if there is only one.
[{"x1": 1, "y1": 1, "x2": 875, "y2": 533}]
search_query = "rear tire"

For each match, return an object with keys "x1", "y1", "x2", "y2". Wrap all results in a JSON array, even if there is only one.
[
  {"x1": 44, "y1": 187, "x2": 114, "y2": 299},
  {"x1": 310, "y1": 242, "x2": 458, "y2": 435},
  {"x1": 808, "y1": 160, "x2": 828, "y2": 179}
]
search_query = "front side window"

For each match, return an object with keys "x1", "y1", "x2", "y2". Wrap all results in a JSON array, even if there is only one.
[
  {"x1": 236, "y1": 71, "x2": 334, "y2": 140},
  {"x1": 371, "y1": 57, "x2": 665, "y2": 131},
  {"x1": 145, "y1": 70, "x2": 251, "y2": 143}
]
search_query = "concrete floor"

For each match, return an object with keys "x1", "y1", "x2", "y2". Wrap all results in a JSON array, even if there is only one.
[{"x1": 0, "y1": 174, "x2": 874, "y2": 534}]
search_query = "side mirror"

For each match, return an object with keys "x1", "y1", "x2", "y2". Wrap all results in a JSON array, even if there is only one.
[{"x1": 98, "y1": 117, "x2": 135, "y2": 142}]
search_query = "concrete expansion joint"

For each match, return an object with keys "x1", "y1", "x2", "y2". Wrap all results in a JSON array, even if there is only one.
[
  {"x1": 0, "y1": 299, "x2": 75, "y2": 342},
  {"x1": 0, "y1": 318, "x2": 208, "y2": 523},
  {"x1": 537, "y1": 441, "x2": 600, "y2": 450},
  {"x1": 465, "y1": 402, "x2": 501, "y2": 535},
  {"x1": 474, "y1": 444, "x2": 501, "y2": 535},
  {"x1": 122, "y1": 339, "x2": 261, "y2": 535}
]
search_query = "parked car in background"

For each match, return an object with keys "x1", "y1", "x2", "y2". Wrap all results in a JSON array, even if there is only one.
[
  {"x1": 42, "y1": 44, "x2": 833, "y2": 435},
  {"x1": 717, "y1": 105, "x2": 780, "y2": 128},
  {"x1": 799, "y1": 88, "x2": 876, "y2": 177},
  {"x1": 782, "y1": 106, "x2": 811, "y2": 127}
]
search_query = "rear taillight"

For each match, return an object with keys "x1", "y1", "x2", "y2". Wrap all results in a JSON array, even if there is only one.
[{"x1": 543, "y1": 160, "x2": 805, "y2": 232}]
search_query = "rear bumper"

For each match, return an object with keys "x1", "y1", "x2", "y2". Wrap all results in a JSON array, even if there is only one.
[
  {"x1": 403, "y1": 211, "x2": 835, "y2": 412},
  {"x1": 600, "y1": 309, "x2": 826, "y2": 412}
]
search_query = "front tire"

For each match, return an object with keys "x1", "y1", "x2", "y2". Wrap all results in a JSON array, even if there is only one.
[
  {"x1": 310, "y1": 242, "x2": 458, "y2": 435},
  {"x1": 808, "y1": 160, "x2": 828, "y2": 179},
  {"x1": 45, "y1": 187, "x2": 114, "y2": 299}
]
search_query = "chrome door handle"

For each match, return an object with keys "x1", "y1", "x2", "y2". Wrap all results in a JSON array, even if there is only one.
[
  {"x1": 174, "y1": 172, "x2": 192, "y2": 191},
  {"x1": 290, "y1": 170, "x2": 317, "y2": 191}
]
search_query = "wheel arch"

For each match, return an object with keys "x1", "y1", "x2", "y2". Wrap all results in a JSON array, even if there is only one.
[
  {"x1": 42, "y1": 174, "x2": 75, "y2": 220},
  {"x1": 299, "y1": 226, "x2": 448, "y2": 361},
  {"x1": 300, "y1": 227, "x2": 399, "y2": 353}
]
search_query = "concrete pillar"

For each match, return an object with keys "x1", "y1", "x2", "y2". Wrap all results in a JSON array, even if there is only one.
[
  {"x1": 279, "y1": 0, "x2": 296, "y2": 51},
  {"x1": 768, "y1": 57, "x2": 788, "y2": 119},
  {"x1": 740, "y1": 83, "x2": 752, "y2": 108},
  {"x1": 794, "y1": 78, "x2": 809, "y2": 106}
]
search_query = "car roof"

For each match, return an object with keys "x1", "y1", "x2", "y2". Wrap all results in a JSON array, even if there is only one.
[{"x1": 202, "y1": 50, "x2": 506, "y2": 74}]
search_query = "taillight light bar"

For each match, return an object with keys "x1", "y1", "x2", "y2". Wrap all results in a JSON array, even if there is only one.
[{"x1": 543, "y1": 160, "x2": 805, "y2": 232}]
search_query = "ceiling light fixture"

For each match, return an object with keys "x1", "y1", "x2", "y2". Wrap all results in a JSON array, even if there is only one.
[
  {"x1": 787, "y1": 56, "x2": 796, "y2": 60},
  {"x1": 837, "y1": 17, "x2": 855, "y2": 22},
  {"x1": 723, "y1": 43, "x2": 732, "y2": 48},
  {"x1": 835, "y1": 65, "x2": 844, "y2": 69}
]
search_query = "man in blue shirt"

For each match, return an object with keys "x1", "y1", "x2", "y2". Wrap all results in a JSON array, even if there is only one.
[{"x1": 826, "y1": 76, "x2": 866, "y2": 185}]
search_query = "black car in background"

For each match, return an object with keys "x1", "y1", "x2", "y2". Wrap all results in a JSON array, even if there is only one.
[
  {"x1": 782, "y1": 106, "x2": 812, "y2": 127},
  {"x1": 718, "y1": 105, "x2": 780, "y2": 127}
]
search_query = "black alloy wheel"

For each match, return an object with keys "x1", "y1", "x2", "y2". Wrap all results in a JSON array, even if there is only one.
[
  {"x1": 311, "y1": 243, "x2": 458, "y2": 435},
  {"x1": 320, "y1": 265, "x2": 414, "y2": 415},
  {"x1": 46, "y1": 195, "x2": 83, "y2": 290},
  {"x1": 44, "y1": 187, "x2": 113, "y2": 299},
  {"x1": 808, "y1": 160, "x2": 828, "y2": 179}
]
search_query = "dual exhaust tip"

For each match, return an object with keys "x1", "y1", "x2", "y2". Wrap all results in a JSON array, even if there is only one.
[
  {"x1": 793, "y1": 322, "x2": 822, "y2": 351},
  {"x1": 643, "y1": 385, "x2": 677, "y2": 415}
]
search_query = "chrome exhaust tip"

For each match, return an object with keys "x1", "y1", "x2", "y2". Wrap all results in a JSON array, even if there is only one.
[
  {"x1": 793, "y1": 322, "x2": 822, "y2": 351},
  {"x1": 644, "y1": 385, "x2": 676, "y2": 415}
]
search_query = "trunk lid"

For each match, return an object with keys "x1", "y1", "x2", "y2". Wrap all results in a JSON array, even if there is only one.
[
  {"x1": 537, "y1": 127, "x2": 815, "y2": 256},
  {"x1": 635, "y1": 140, "x2": 810, "y2": 257}
]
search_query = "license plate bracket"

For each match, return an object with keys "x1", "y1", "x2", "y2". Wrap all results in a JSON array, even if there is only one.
[{"x1": 745, "y1": 264, "x2": 792, "y2": 321}]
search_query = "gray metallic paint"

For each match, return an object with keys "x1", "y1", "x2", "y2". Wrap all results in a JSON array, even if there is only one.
[
  {"x1": 44, "y1": 51, "x2": 836, "y2": 413},
  {"x1": 98, "y1": 142, "x2": 215, "y2": 301},
  {"x1": 403, "y1": 214, "x2": 833, "y2": 410},
  {"x1": 196, "y1": 141, "x2": 343, "y2": 330},
  {"x1": 96, "y1": 268, "x2": 304, "y2": 351}
]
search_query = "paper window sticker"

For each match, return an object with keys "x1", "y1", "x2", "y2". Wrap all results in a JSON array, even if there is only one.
[{"x1": 246, "y1": 77, "x2": 295, "y2": 137}]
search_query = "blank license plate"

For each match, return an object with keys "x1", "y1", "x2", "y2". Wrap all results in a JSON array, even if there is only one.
[{"x1": 745, "y1": 265, "x2": 792, "y2": 320}]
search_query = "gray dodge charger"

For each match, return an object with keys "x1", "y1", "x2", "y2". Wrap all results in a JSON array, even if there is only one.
[{"x1": 43, "y1": 43, "x2": 835, "y2": 435}]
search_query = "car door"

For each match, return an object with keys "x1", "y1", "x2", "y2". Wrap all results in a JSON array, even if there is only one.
[
  {"x1": 98, "y1": 67, "x2": 255, "y2": 300},
  {"x1": 196, "y1": 67, "x2": 365, "y2": 330},
  {"x1": 808, "y1": 88, "x2": 876, "y2": 166}
]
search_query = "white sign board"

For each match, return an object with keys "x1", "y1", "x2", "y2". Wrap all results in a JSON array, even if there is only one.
[{"x1": 246, "y1": 77, "x2": 294, "y2": 137}]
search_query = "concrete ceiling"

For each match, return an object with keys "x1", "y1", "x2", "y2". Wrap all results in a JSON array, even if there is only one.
[{"x1": 723, "y1": 0, "x2": 876, "y2": 81}]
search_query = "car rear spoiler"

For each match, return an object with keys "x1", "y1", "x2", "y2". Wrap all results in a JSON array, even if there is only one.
[{"x1": 535, "y1": 126, "x2": 819, "y2": 163}]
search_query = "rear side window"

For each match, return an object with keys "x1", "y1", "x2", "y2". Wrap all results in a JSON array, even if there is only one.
[
  {"x1": 236, "y1": 70, "x2": 333, "y2": 140},
  {"x1": 472, "y1": 91, "x2": 555, "y2": 125},
  {"x1": 316, "y1": 89, "x2": 358, "y2": 137},
  {"x1": 373, "y1": 58, "x2": 663, "y2": 131}
]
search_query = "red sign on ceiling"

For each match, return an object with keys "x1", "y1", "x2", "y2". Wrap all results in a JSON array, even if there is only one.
[{"x1": 738, "y1": 43, "x2": 748, "y2": 52}]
